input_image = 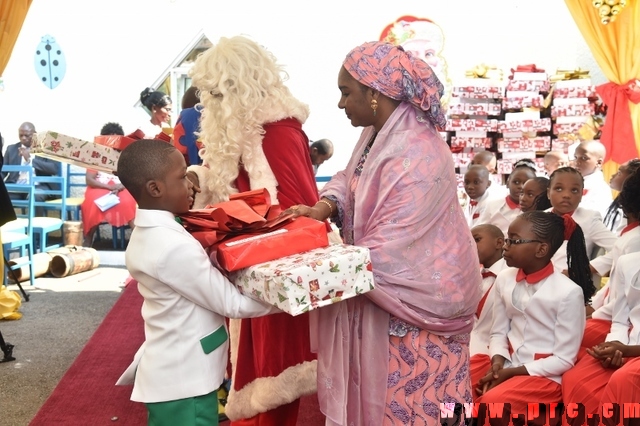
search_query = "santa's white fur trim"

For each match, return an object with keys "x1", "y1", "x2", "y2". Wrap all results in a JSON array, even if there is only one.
[{"x1": 225, "y1": 319, "x2": 318, "y2": 421}]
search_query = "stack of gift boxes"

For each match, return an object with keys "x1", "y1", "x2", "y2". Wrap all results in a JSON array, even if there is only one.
[
  {"x1": 550, "y1": 74, "x2": 597, "y2": 155},
  {"x1": 446, "y1": 79, "x2": 504, "y2": 202},
  {"x1": 496, "y1": 69, "x2": 552, "y2": 177}
]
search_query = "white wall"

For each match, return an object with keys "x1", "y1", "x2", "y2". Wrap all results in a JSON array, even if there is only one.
[{"x1": 0, "y1": 0, "x2": 604, "y2": 178}]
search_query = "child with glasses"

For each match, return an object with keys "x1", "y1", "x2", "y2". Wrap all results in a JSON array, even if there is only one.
[{"x1": 472, "y1": 211, "x2": 595, "y2": 424}]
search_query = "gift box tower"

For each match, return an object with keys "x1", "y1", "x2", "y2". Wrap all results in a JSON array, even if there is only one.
[
  {"x1": 549, "y1": 70, "x2": 598, "y2": 155},
  {"x1": 496, "y1": 65, "x2": 553, "y2": 178},
  {"x1": 445, "y1": 67, "x2": 504, "y2": 205}
]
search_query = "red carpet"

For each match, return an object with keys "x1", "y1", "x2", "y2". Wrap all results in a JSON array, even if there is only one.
[
  {"x1": 30, "y1": 283, "x2": 325, "y2": 425},
  {"x1": 30, "y1": 283, "x2": 147, "y2": 425}
]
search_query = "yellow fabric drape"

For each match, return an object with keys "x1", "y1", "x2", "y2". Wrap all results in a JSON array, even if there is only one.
[
  {"x1": 0, "y1": 0, "x2": 32, "y2": 76},
  {"x1": 564, "y1": 0, "x2": 640, "y2": 181}
]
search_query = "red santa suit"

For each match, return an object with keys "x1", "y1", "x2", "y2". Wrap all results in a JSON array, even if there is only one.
[{"x1": 189, "y1": 118, "x2": 322, "y2": 425}]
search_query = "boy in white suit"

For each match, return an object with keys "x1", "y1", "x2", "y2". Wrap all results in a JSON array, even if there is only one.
[
  {"x1": 463, "y1": 165, "x2": 493, "y2": 227},
  {"x1": 115, "y1": 140, "x2": 276, "y2": 426},
  {"x1": 469, "y1": 224, "x2": 508, "y2": 390},
  {"x1": 573, "y1": 140, "x2": 613, "y2": 217}
]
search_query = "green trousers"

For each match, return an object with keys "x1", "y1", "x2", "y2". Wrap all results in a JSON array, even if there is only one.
[{"x1": 146, "y1": 389, "x2": 218, "y2": 426}]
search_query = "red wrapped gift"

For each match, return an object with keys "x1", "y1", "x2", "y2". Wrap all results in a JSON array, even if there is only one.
[
  {"x1": 178, "y1": 189, "x2": 329, "y2": 271},
  {"x1": 217, "y1": 216, "x2": 329, "y2": 271},
  {"x1": 94, "y1": 135, "x2": 137, "y2": 151}
]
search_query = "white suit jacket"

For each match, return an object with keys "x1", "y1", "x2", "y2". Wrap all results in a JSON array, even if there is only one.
[
  {"x1": 548, "y1": 207, "x2": 616, "y2": 271},
  {"x1": 116, "y1": 209, "x2": 275, "y2": 403},
  {"x1": 477, "y1": 196, "x2": 521, "y2": 237},
  {"x1": 466, "y1": 191, "x2": 491, "y2": 228},
  {"x1": 591, "y1": 225, "x2": 640, "y2": 277},
  {"x1": 489, "y1": 267, "x2": 585, "y2": 384},
  {"x1": 581, "y1": 170, "x2": 613, "y2": 218},
  {"x1": 606, "y1": 252, "x2": 640, "y2": 345},
  {"x1": 590, "y1": 225, "x2": 640, "y2": 320},
  {"x1": 470, "y1": 258, "x2": 509, "y2": 356}
]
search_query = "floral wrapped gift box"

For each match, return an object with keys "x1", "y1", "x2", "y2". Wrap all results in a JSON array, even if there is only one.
[
  {"x1": 231, "y1": 244, "x2": 375, "y2": 316},
  {"x1": 33, "y1": 131, "x2": 119, "y2": 173}
]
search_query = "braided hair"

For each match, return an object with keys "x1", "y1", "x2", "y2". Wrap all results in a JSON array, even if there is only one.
[
  {"x1": 618, "y1": 167, "x2": 640, "y2": 219},
  {"x1": 530, "y1": 177, "x2": 552, "y2": 211},
  {"x1": 604, "y1": 159, "x2": 640, "y2": 230},
  {"x1": 520, "y1": 211, "x2": 595, "y2": 304},
  {"x1": 549, "y1": 166, "x2": 584, "y2": 187}
]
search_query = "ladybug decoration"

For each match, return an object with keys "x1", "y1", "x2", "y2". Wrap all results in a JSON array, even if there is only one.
[{"x1": 34, "y1": 34, "x2": 66, "y2": 89}]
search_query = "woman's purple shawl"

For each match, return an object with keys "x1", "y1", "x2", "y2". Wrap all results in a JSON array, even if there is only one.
[{"x1": 313, "y1": 102, "x2": 482, "y2": 425}]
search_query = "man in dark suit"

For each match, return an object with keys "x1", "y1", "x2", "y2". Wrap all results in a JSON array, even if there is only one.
[{"x1": 2, "y1": 122, "x2": 61, "y2": 205}]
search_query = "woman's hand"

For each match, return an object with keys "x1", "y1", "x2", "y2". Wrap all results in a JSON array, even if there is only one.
[{"x1": 282, "y1": 204, "x2": 326, "y2": 221}]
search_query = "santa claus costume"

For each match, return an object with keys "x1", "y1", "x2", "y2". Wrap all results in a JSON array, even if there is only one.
[{"x1": 188, "y1": 36, "x2": 323, "y2": 426}]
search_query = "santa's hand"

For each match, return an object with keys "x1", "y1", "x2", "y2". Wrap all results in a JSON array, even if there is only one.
[{"x1": 186, "y1": 171, "x2": 201, "y2": 205}]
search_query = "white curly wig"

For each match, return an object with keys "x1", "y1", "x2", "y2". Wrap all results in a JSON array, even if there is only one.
[{"x1": 189, "y1": 35, "x2": 310, "y2": 204}]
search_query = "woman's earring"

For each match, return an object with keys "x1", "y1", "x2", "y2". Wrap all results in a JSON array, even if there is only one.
[{"x1": 370, "y1": 99, "x2": 378, "y2": 116}]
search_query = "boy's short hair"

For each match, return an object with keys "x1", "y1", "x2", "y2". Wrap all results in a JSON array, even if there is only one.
[
  {"x1": 465, "y1": 164, "x2": 490, "y2": 180},
  {"x1": 471, "y1": 223, "x2": 503, "y2": 240},
  {"x1": 117, "y1": 139, "x2": 177, "y2": 200}
]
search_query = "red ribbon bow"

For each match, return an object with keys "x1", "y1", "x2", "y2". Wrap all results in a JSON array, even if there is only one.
[
  {"x1": 563, "y1": 214, "x2": 577, "y2": 241},
  {"x1": 481, "y1": 270, "x2": 496, "y2": 279},
  {"x1": 508, "y1": 64, "x2": 546, "y2": 80},
  {"x1": 596, "y1": 79, "x2": 640, "y2": 164},
  {"x1": 470, "y1": 200, "x2": 478, "y2": 207}
]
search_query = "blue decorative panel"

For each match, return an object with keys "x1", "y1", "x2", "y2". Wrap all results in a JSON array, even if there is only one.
[{"x1": 34, "y1": 35, "x2": 66, "y2": 89}]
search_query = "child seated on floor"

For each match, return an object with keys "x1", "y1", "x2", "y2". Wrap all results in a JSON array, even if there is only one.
[
  {"x1": 472, "y1": 211, "x2": 595, "y2": 423},
  {"x1": 543, "y1": 151, "x2": 568, "y2": 176},
  {"x1": 115, "y1": 139, "x2": 277, "y2": 426},
  {"x1": 463, "y1": 165, "x2": 493, "y2": 227},
  {"x1": 518, "y1": 177, "x2": 551, "y2": 213},
  {"x1": 573, "y1": 140, "x2": 613, "y2": 217},
  {"x1": 469, "y1": 224, "x2": 508, "y2": 383},
  {"x1": 578, "y1": 168, "x2": 640, "y2": 358},
  {"x1": 545, "y1": 167, "x2": 616, "y2": 272},
  {"x1": 470, "y1": 150, "x2": 507, "y2": 199},
  {"x1": 477, "y1": 159, "x2": 537, "y2": 236},
  {"x1": 562, "y1": 250, "x2": 640, "y2": 425},
  {"x1": 603, "y1": 158, "x2": 640, "y2": 233}
]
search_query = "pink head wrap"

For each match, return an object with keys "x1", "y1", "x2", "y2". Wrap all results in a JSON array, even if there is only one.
[{"x1": 343, "y1": 41, "x2": 447, "y2": 130}]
